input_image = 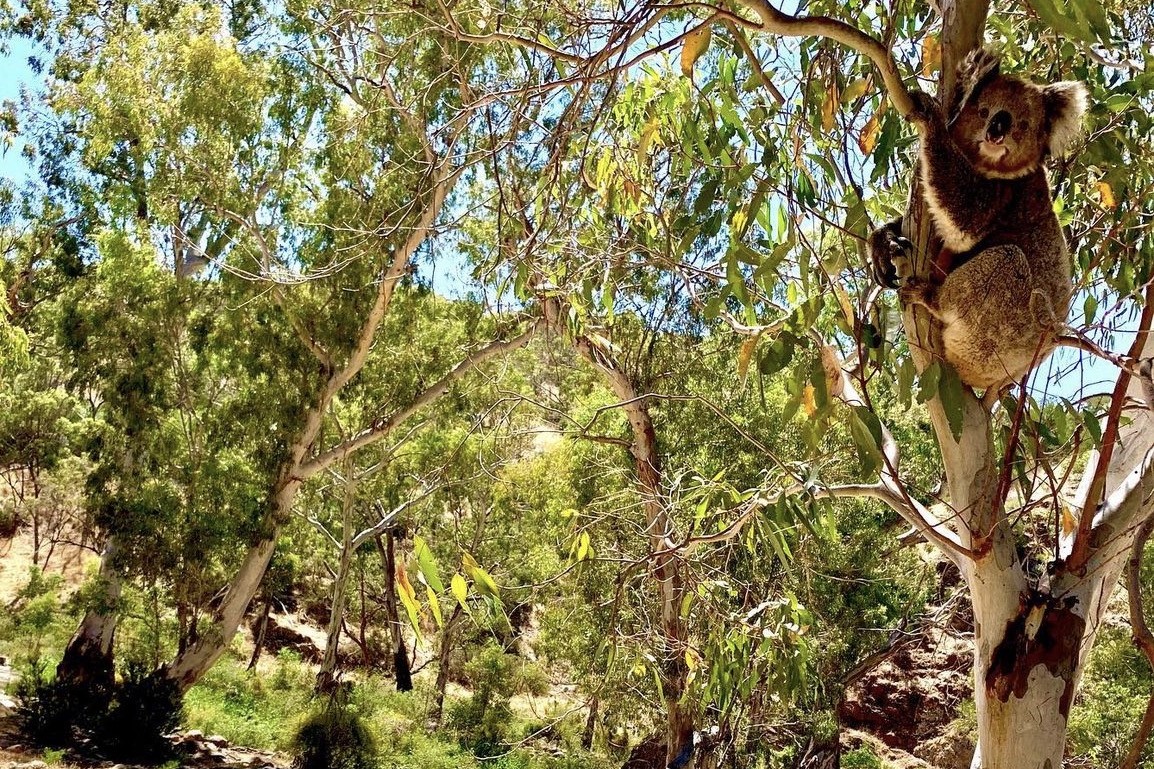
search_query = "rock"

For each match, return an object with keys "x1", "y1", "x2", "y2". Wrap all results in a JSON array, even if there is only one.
[
  {"x1": 839, "y1": 628, "x2": 972, "y2": 751},
  {"x1": 206, "y1": 733, "x2": 230, "y2": 746}
]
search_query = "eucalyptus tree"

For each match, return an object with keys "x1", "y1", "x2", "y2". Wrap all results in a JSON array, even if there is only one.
[
  {"x1": 4, "y1": 0, "x2": 558, "y2": 702},
  {"x1": 448, "y1": 0, "x2": 1154, "y2": 766}
]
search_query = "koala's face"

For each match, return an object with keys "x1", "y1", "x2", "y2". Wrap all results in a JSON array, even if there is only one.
[
  {"x1": 948, "y1": 57, "x2": 1089, "y2": 180},
  {"x1": 951, "y1": 76, "x2": 1048, "y2": 179}
]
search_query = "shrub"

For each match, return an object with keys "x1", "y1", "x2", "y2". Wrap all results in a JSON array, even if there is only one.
[
  {"x1": 98, "y1": 663, "x2": 183, "y2": 761},
  {"x1": 841, "y1": 746, "x2": 884, "y2": 769},
  {"x1": 292, "y1": 704, "x2": 378, "y2": 769},
  {"x1": 16, "y1": 672, "x2": 108, "y2": 747}
]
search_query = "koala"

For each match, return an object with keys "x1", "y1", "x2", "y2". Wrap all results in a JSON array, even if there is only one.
[{"x1": 870, "y1": 49, "x2": 1088, "y2": 394}]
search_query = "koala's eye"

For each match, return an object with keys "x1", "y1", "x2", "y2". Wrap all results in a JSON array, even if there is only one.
[{"x1": 979, "y1": 107, "x2": 990, "y2": 119}]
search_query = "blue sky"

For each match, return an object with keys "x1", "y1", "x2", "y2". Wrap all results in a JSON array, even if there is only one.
[{"x1": 0, "y1": 35, "x2": 37, "y2": 186}]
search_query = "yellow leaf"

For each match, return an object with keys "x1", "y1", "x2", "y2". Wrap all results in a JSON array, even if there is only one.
[
  {"x1": 637, "y1": 120, "x2": 658, "y2": 163},
  {"x1": 821, "y1": 84, "x2": 839, "y2": 131},
  {"x1": 1061, "y1": 506, "x2": 1078, "y2": 537},
  {"x1": 451, "y1": 573, "x2": 468, "y2": 607},
  {"x1": 684, "y1": 647, "x2": 702, "y2": 671},
  {"x1": 921, "y1": 34, "x2": 941, "y2": 77},
  {"x1": 832, "y1": 282, "x2": 856, "y2": 330},
  {"x1": 737, "y1": 336, "x2": 759, "y2": 382},
  {"x1": 858, "y1": 100, "x2": 887, "y2": 155},
  {"x1": 680, "y1": 25, "x2": 712, "y2": 78},
  {"x1": 841, "y1": 77, "x2": 870, "y2": 104},
  {"x1": 1097, "y1": 181, "x2": 1116, "y2": 209},
  {"x1": 802, "y1": 383, "x2": 817, "y2": 416},
  {"x1": 396, "y1": 561, "x2": 417, "y2": 603}
]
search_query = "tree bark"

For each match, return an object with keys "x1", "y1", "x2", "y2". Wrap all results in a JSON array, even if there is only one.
[
  {"x1": 582, "y1": 695, "x2": 599, "y2": 750},
  {"x1": 247, "y1": 598, "x2": 272, "y2": 671},
  {"x1": 56, "y1": 538, "x2": 122, "y2": 692},
  {"x1": 376, "y1": 531, "x2": 413, "y2": 691},
  {"x1": 430, "y1": 607, "x2": 461, "y2": 728},
  {"x1": 1121, "y1": 518, "x2": 1154, "y2": 769}
]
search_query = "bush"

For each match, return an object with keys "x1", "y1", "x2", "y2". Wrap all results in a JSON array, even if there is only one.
[
  {"x1": 99, "y1": 663, "x2": 183, "y2": 761},
  {"x1": 15, "y1": 660, "x2": 181, "y2": 761},
  {"x1": 842, "y1": 746, "x2": 884, "y2": 769},
  {"x1": 292, "y1": 704, "x2": 378, "y2": 769},
  {"x1": 15, "y1": 656, "x2": 112, "y2": 749}
]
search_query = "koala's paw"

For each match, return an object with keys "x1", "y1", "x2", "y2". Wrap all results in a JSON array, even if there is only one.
[
  {"x1": 869, "y1": 222, "x2": 912, "y2": 288},
  {"x1": 906, "y1": 90, "x2": 943, "y2": 126}
]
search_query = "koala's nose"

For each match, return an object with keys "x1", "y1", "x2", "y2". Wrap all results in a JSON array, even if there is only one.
[{"x1": 987, "y1": 110, "x2": 1013, "y2": 142}]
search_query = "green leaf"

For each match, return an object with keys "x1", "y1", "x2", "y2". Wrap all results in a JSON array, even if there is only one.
[
  {"x1": 1083, "y1": 294, "x2": 1097, "y2": 325},
  {"x1": 917, "y1": 361, "x2": 941, "y2": 404},
  {"x1": 758, "y1": 332, "x2": 796, "y2": 377},
  {"x1": 1081, "y1": 408, "x2": 1103, "y2": 447},
  {"x1": 939, "y1": 364, "x2": 966, "y2": 441},
  {"x1": 849, "y1": 405, "x2": 884, "y2": 477},
  {"x1": 897, "y1": 357, "x2": 914, "y2": 408},
  {"x1": 412, "y1": 536, "x2": 444, "y2": 594}
]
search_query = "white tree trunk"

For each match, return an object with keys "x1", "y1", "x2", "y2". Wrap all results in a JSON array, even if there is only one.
[{"x1": 56, "y1": 538, "x2": 122, "y2": 690}]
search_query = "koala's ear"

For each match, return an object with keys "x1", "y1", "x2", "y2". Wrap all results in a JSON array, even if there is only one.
[
  {"x1": 952, "y1": 48, "x2": 1002, "y2": 113},
  {"x1": 1043, "y1": 81, "x2": 1089, "y2": 156}
]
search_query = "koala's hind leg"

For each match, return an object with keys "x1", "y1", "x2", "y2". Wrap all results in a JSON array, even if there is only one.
[{"x1": 936, "y1": 245, "x2": 1054, "y2": 390}]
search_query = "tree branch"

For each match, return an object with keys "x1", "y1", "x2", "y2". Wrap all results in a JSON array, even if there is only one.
[
  {"x1": 298, "y1": 317, "x2": 543, "y2": 479},
  {"x1": 735, "y1": 0, "x2": 914, "y2": 115}
]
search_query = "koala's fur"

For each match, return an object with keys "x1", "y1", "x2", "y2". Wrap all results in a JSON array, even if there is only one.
[{"x1": 871, "y1": 49, "x2": 1088, "y2": 393}]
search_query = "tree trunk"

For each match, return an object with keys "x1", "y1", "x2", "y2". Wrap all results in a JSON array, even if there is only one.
[
  {"x1": 56, "y1": 537, "x2": 121, "y2": 692},
  {"x1": 564, "y1": 323, "x2": 693, "y2": 768},
  {"x1": 430, "y1": 607, "x2": 460, "y2": 728},
  {"x1": 166, "y1": 530, "x2": 281, "y2": 690},
  {"x1": 376, "y1": 530, "x2": 413, "y2": 691},
  {"x1": 582, "y1": 695, "x2": 598, "y2": 750},
  {"x1": 316, "y1": 542, "x2": 353, "y2": 694},
  {"x1": 316, "y1": 460, "x2": 358, "y2": 695},
  {"x1": 248, "y1": 598, "x2": 271, "y2": 671}
]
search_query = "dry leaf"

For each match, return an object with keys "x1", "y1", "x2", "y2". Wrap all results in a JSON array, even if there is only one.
[
  {"x1": 737, "y1": 336, "x2": 759, "y2": 382},
  {"x1": 821, "y1": 345, "x2": 844, "y2": 399},
  {"x1": 1061, "y1": 506, "x2": 1078, "y2": 537},
  {"x1": 858, "y1": 100, "x2": 888, "y2": 155},
  {"x1": 921, "y1": 35, "x2": 942, "y2": 77},
  {"x1": 802, "y1": 383, "x2": 817, "y2": 416},
  {"x1": 821, "y1": 84, "x2": 839, "y2": 131},
  {"x1": 680, "y1": 25, "x2": 712, "y2": 78}
]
